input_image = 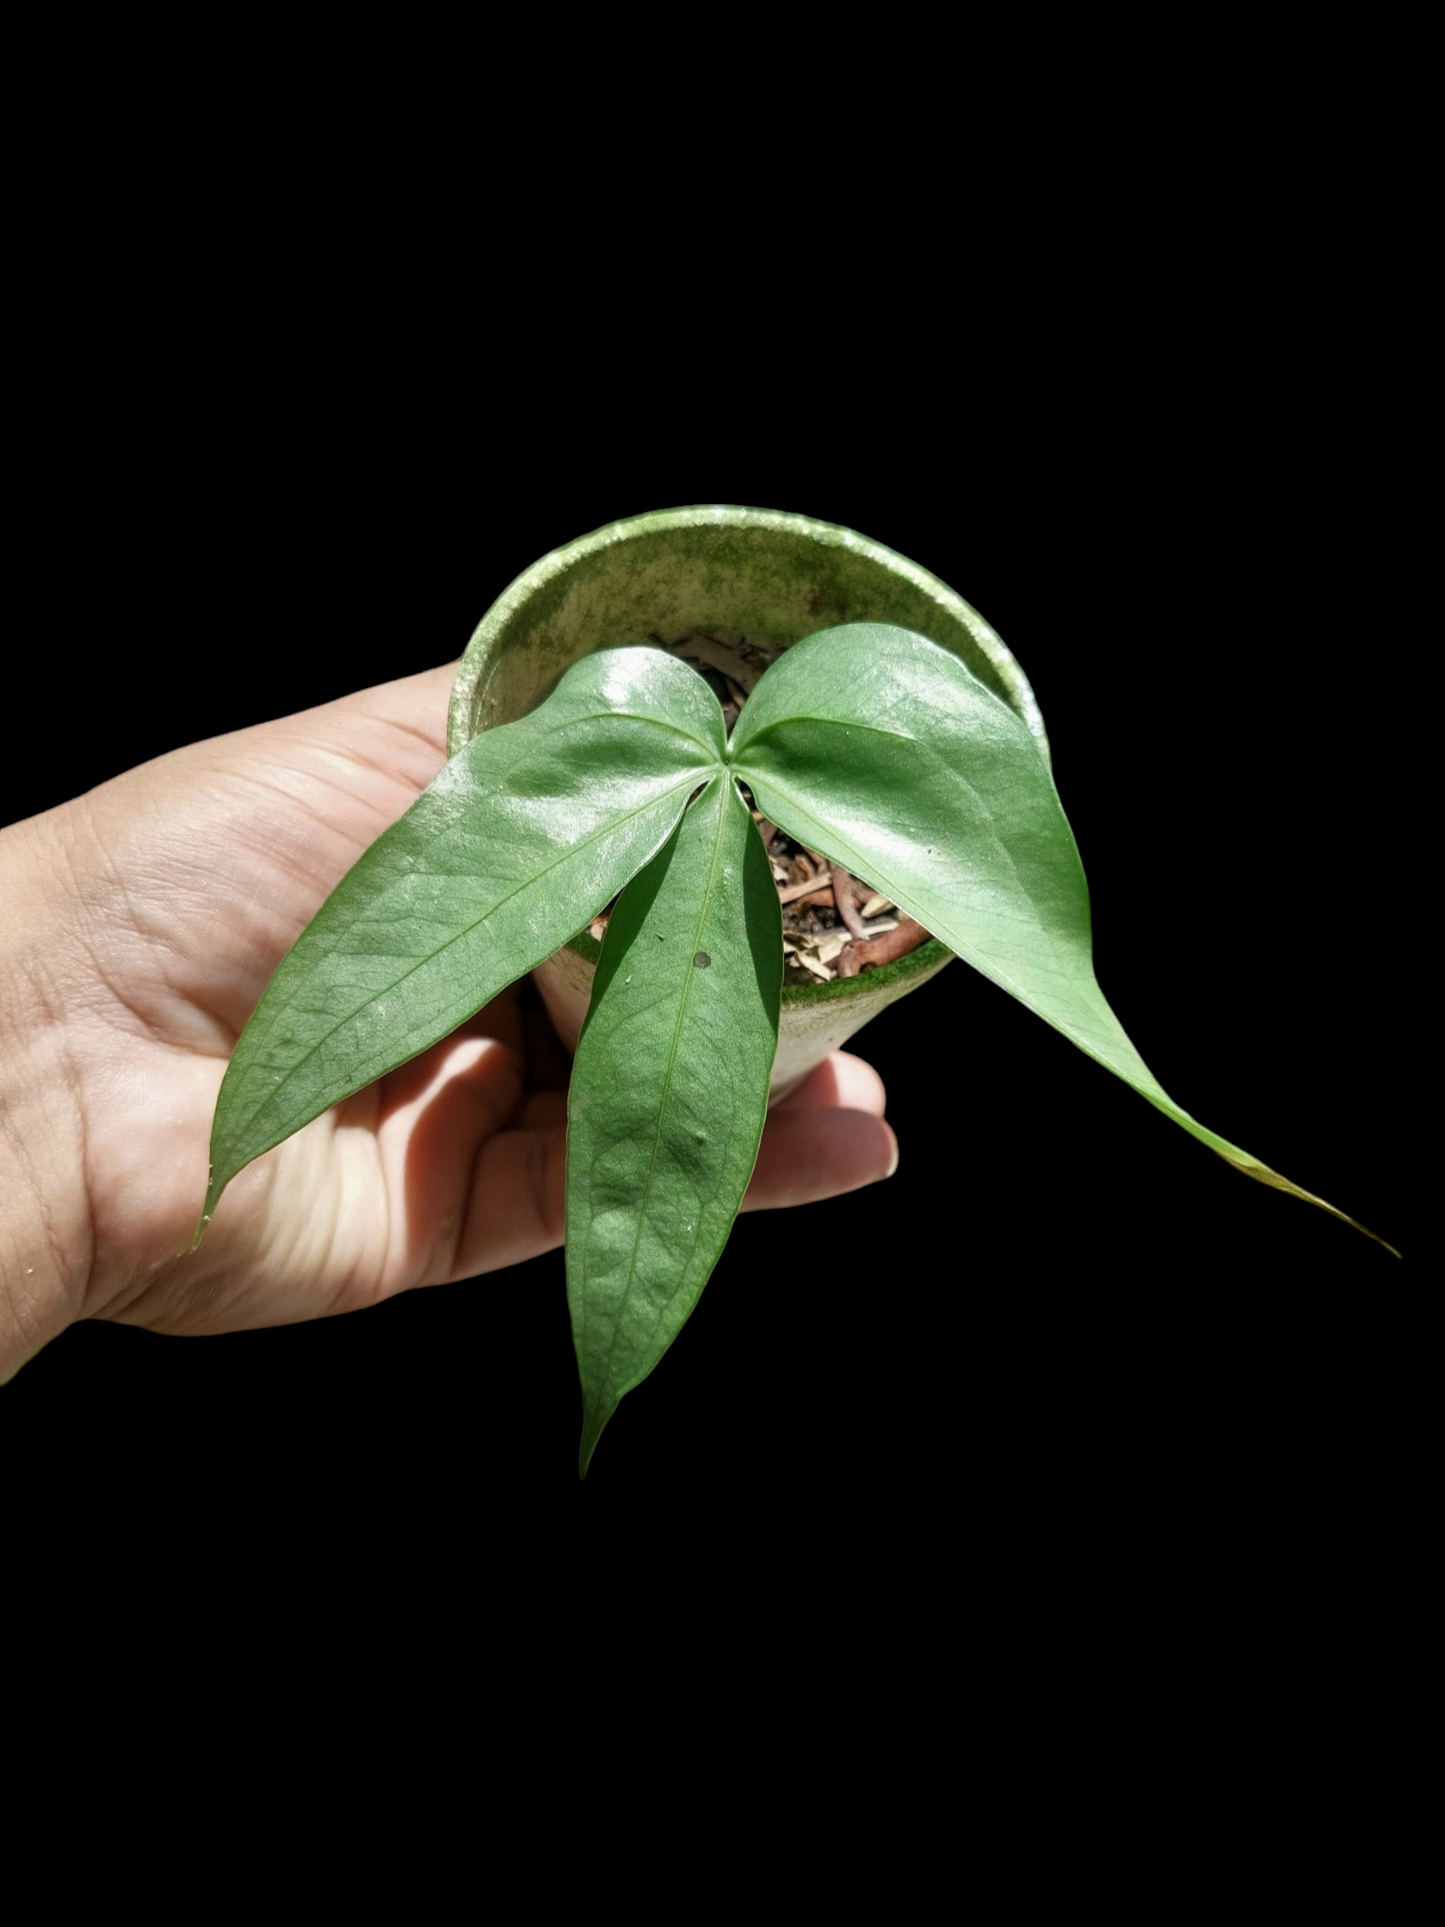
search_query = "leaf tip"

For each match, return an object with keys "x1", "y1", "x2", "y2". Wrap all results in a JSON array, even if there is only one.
[
  {"x1": 578, "y1": 1396, "x2": 617, "y2": 1481},
  {"x1": 1220, "y1": 1153, "x2": 1401, "y2": 1258},
  {"x1": 192, "y1": 1167, "x2": 223, "y2": 1251}
]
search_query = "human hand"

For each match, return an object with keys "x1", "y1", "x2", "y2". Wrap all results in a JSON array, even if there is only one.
[{"x1": 0, "y1": 666, "x2": 897, "y2": 1377}]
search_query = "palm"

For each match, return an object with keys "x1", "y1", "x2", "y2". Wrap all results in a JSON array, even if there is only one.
[
  {"x1": 65, "y1": 667, "x2": 504, "y2": 1332},
  {"x1": 57, "y1": 668, "x2": 891, "y2": 1338}
]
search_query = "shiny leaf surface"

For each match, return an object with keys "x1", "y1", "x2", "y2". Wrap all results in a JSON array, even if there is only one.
[
  {"x1": 204, "y1": 611, "x2": 1394, "y2": 1478},
  {"x1": 203, "y1": 649, "x2": 725, "y2": 1221},
  {"x1": 566, "y1": 775, "x2": 781, "y2": 1475},
  {"x1": 732, "y1": 623, "x2": 1393, "y2": 1250}
]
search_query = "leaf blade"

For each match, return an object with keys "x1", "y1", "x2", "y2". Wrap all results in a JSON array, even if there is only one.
[
  {"x1": 567, "y1": 776, "x2": 782, "y2": 1475},
  {"x1": 204, "y1": 648, "x2": 726, "y2": 1220},
  {"x1": 733, "y1": 622, "x2": 1395, "y2": 1251}
]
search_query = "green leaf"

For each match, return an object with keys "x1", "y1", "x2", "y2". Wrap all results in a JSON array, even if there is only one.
[
  {"x1": 733, "y1": 622, "x2": 1396, "y2": 1252},
  {"x1": 203, "y1": 648, "x2": 726, "y2": 1223},
  {"x1": 567, "y1": 774, "x2": 782, "y2": 1475}
]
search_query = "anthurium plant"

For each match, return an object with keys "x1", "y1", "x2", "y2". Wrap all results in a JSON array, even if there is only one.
[{"x1": 201, "y1": 621, "x2": 1392, "y2": 1473}]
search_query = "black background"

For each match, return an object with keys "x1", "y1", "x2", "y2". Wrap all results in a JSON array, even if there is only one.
[{"x1": 2, "y1": 342, "x2": 1413, "y2": 1569}]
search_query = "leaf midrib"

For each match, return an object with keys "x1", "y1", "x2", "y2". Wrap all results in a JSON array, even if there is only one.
[
  {"x1": 591, "y1": 774, "x2": 736, "y2": 1400},
  {"x1": 223, "y1": 764, "x2": 714, "y2": 1158}
]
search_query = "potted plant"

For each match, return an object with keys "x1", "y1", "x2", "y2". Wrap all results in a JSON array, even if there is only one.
[
  {"x1": 445, "y1": 507, "x2": 1049, "y2": 1097},
  {"x1": 200, "y1": 507, "x2": 1395, "y2": 1474}
]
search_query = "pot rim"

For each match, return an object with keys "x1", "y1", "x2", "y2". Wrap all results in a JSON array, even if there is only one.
[{"x1": 448, "y1": 505, "x2": 1048, "y2": 761}]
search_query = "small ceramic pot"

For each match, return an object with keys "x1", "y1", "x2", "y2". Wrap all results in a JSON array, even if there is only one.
[{"x1": 448, "y1": 506, "x2": 1049, "y2": 1098}]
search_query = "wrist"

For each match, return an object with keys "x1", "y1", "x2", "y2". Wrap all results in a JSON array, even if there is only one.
[{"x1": 0, "y1": 812, "x2": 93, "y2": 1380}]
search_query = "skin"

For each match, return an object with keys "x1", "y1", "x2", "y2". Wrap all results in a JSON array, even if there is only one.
[{"x1": 0, "y1": 665, "x2": 897, "y2": 1381}]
